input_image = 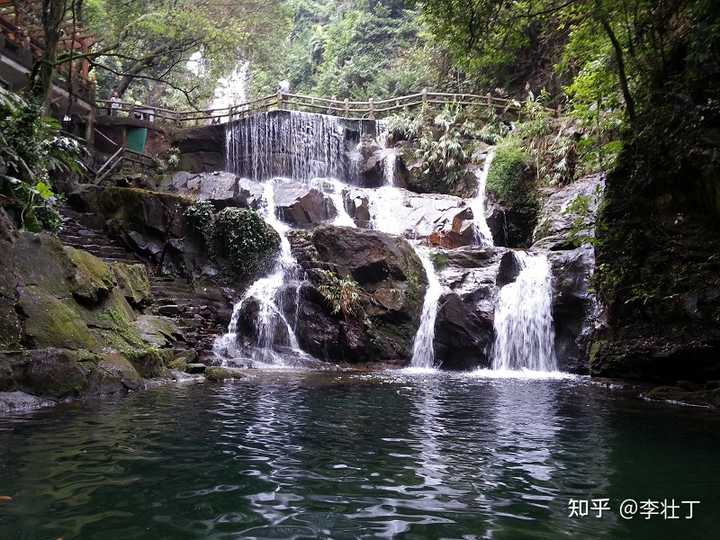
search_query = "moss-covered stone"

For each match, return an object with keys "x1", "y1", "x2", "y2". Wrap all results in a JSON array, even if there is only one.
[
  {"x1": 205, "y1": 366, "x2": 246, "y2": 381},
  {"x1": 87, "y1": 353, "x2": 143, "y2": 394},
  {"x1": 18, "y1": 286, "x2": 98, "y2": 350},
  {"x1": 14, "y1": 348, "x2": 99, "y2": 398},
  {"x1": 126, "y1": 347, "x2": 172, "y2": 378},
  {"x1": 111, "y1": 262, "x2": 152, "y2": 307},
  {"x1": 12, "y1": 234, "x2": 74, "y2": 296},
  {"x1": 65, "y1": 246, "x2": 116, "y2": 304},
  {"x1": 134, "y1": 314, "x2": 179, "y2": 348}
]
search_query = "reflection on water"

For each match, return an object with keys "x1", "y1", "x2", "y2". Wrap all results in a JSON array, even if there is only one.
[{"x1": 0, "y1": 371, "x2": 719, "y2": 539}]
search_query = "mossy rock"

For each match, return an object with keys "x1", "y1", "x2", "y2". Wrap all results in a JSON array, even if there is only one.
[
  {"x1": 12, "y1": 234, "x2": 75, "y2": 296},
  {"x1": 12, "y1": 348, "x2": 100, "y2": 398},
  {"x1": 111, "y1": 262, "x2": 152, "y2": 307},
  {"x1": 65, "y1": 247, "x2": 116, "y2": 304},
  {"x1": 205, "y1": 366, "x2": 247, "y2": 381},
  {"x1": 126, "y1": 347, "x2": 172, "y2": 378},
  {"x1": 18, "y1": 286, "x2": 98, "y2": 350},
  {"x1": 134, "y1": 314, "x2": 179, "y2": 348},
  {"x1": 87, "y1": 353, "x2": 143, "y2": 394}
]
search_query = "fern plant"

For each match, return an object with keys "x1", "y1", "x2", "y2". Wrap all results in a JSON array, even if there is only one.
[{"x1": 317, "y1": 270, "x2": 365, "y2": 320}]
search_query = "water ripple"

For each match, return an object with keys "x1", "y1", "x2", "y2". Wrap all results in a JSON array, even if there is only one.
[{"x1": 0, "y1": 371, "x2": 718, "y2": 539}]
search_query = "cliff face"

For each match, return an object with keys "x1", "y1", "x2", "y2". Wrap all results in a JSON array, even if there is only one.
[{"x1": 591, "y1": 67, "x2": 720, "y2": 383}]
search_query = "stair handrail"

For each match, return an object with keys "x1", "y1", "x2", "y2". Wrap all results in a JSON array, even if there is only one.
[{"x1": 95, "y1": 146, "x2": 125, "y2": 183}]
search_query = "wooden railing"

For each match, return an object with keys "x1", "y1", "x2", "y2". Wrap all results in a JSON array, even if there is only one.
[{"x1": 96, "y1": 89, "x2": 530, "y2": 128}]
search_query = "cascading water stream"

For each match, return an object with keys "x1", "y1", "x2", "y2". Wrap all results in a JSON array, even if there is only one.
[
  {"x1": 492, "y1": 252, "x2": 558, "y2": 372},
  {"x1": 213, "y1": 180, "x2": 303, "y2": 366},
  {"x1": 470, "y1": 149, "x2": 495, "y2": 245},
  {"x1": 310, "y1": 177, "x2": 355, "y2": 227},
  {"x1": 368, "y1": 182, "x2": 443, "y2": 369},
  {"x1": 409, "y1": 248, "x2": 443, "y2": 369}
]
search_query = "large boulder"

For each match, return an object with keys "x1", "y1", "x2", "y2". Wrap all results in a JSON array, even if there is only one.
[
  {"x1": 286, "y1": 226, "x2": 427, "y2": 364},
  {"x1": 434, "y1": 247, "x2": 508, "y2": 369},
  {"x1": 533, "y1": 174, "x2": 605, "y2": 250},
  {"x1": 163, "y1": 171, "x2": 264, "y2": 209},
  {"x1": 485, "y1": 193, "x2": 538, "y2": 249},
  {"x1": 274, "y1": 181, "x2": 336, "y2": 227},
  {"x1": 0, "y1": 226, "x2": 179, "y2": 403},
  {"x1": 548, "y1": 246, "x2": 598, "y2": 374},
  {"x1": 345, "y1": 186, "x2": 475, "y2": 247}
]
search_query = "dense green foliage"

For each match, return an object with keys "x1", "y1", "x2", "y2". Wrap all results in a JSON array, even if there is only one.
[
  {"x1": 184, "y1": 202, "x2": 281, "y2": 278},
  {"x1": 0, "y1": 89, "x2": 85, "y2": 232},
  {"x1": 80, "y1": 0, "x2": 287, "y2": 105},
  {"x1": 250, "y1": 0, "x2": 444, "y2": 99},
  {"x1": 486, "y1": 140, "x2": 535, "y2": 208}
]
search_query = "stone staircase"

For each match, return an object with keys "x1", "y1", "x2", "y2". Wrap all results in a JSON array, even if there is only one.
[{"x1": 58, "y1": 205, "x2": 228, "y2": 361}]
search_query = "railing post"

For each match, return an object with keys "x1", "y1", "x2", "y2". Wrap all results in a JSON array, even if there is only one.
[
  {"x1": 369, "y1": 98, "x2": 375, "y2": 119},
  {"x1": 277, "y1": 90, "x2": 285, "y2": 110},
  {"x1": 486, "y1": 93, "x2": 492, "y2": 111},
  {"x1": 422, "y1": 88, "x2": 428, "y2": 106},
  {"x1": 344, "y1": 98, "x2": 349, "y2": 117}
]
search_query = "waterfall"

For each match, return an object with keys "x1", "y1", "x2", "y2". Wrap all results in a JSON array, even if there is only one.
[
  {"x1": 225, "y1": 111, "x2": 352, "y2": 182},
  {"x1": 310, "y1": 177, "x2": 355, "y2": 227},
  {"x1": 213, "y1": 180, "x2": 304, "y2": 366},
  {"x1": 210, "y1": 61, "x2": 249, "y2": 122},
  {"x1": 368, "y1": 188, "x2": 442, "y2": 370},
  {"x1": 470, "y1": 149, "x2": 495, "y2": 245},
  {"x1": 368, "y1": 185, "x2": 405, "y2": 235},
  {"x1": 492, "y1": 252, "x2": 558, "y2": 372},
  {"x1": 376, "y1": 119, "x2": 397, "y2": 186},
  {"x1": 410, "y1": 248, "x2": 443, "y2": 369}
]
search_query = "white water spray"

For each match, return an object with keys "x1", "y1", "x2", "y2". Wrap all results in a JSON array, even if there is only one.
[
  {"x1": 213, "y1": 180, "x2": 304, "y2": 366},
  {"x1": 470, "y1": 149, "x2": 495, "y2": 245},
  {"x1": 492, "y1": 252, "x2": 558, "y2": 372}
]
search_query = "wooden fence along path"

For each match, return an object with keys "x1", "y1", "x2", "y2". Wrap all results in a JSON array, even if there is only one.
[{"x1": 96, "y1": 89, "x2": 529, "y2": 127}]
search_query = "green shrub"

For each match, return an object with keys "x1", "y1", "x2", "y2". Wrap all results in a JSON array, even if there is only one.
[
  {"x1": 486, "y1": 139, "x2": 534, "y2": 206},
  {"x1": 211, "y1": 208, "x2": 280, "y2": 277},
  {"x1": 0, "y1": 88, "x2": 85, "y2": 231},
  {"x1": 184, "y1": 202, "x2": 281, "y2": 278}
]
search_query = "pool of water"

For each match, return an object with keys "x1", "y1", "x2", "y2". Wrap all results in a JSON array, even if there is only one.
[{"x1": 0, "y1": 370, "x2": 718, "y2": 539}]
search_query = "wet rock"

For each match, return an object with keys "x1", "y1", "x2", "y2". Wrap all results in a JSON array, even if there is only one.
[
  {"x1": 532, "y1": 174, "x2": 604, "y2": 250},
  {"x1": 274, "y1": 182, "x2": 336, "y2": 227},
  {"x1": 287, "y1": 226, "x2": 427, "y2": 364},
  {"x1": 356, "y1": 139, "x2": 386, "y2": 187},
  {"x1": 87, "y1": 353, "x2": 144, "y2": 394},
  {"x1": 0, "y1": 348, "x2": 97, "y2": 398},
  {"x1": 205, "y1": 366, "x2": 247, "y2": 381},
  {"x1": 495, "y1": 251, "x2": 523, "y2": 288},
  {"x1": 0, "y1": 391, "x2": 56, "y2": 412},
  {"x1": 434, "y1": 247, "x2": 508, "y2": 369},
  {"x1": 486, "y1": 194, "x2": 538, "y2": 249},
  {"x1": 548, "y1": 246, "x2": 597, "y2": 374},
  {"x1": 345, "y1": 187, "x2": 475, "y2": 246},
  {"x1": 165, "y1": 171, "x2": 264, "y2": 209}
]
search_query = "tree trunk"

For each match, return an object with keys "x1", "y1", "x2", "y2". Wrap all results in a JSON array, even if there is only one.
[
  {"x1": 597, "y1": 12, "x2": 636, "y2": 123},
  {"x1": 29, "y1": 0, "x2": 67, "y2": 112}
]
